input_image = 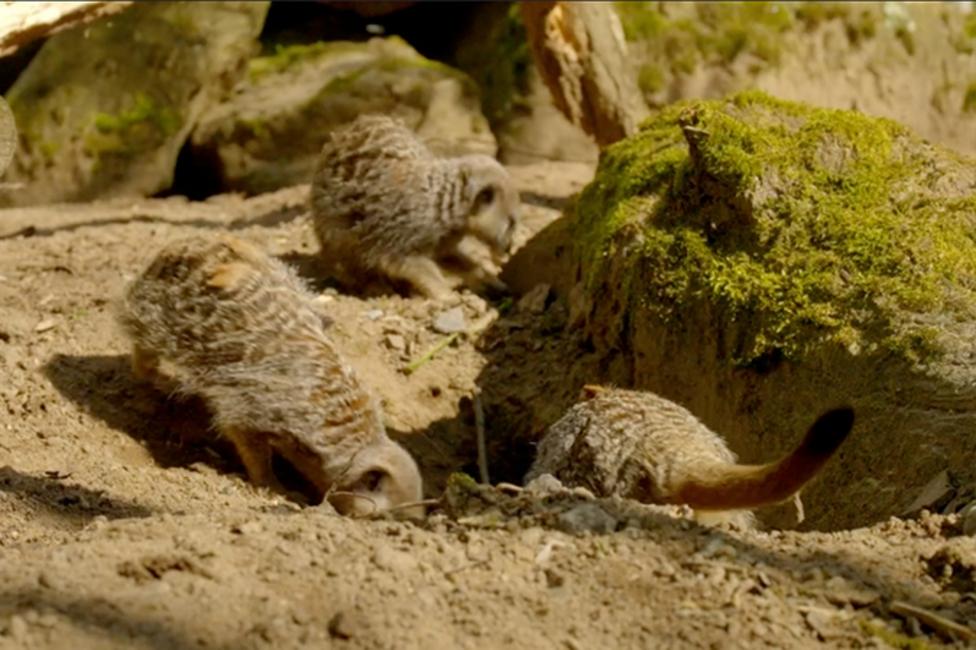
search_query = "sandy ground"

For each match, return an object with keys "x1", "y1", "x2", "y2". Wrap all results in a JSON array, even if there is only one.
[{"x1": 0, "y1": 161, "x2": 974, "y2": 649}]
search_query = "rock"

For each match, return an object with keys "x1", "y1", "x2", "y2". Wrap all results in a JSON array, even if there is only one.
[
  {"x1": 33, "y1": 319, "x2": 56, "y2": 334},
  {"x1": 962, "y1": 503, "x2": 976, "y2": 536},
  {"x1": 524, "y1": 473, "x2": 566, "y2": 497},
  {"x1": 384, "y1": 334, "x2": 406, "y2": 352},
  {"x1": 432, "y1": 307, "x2": 466, "y2": 334},
  {"x1": 901, "y1": 470, "x2": 955, "y2": 516},
  {"x1": 569, "y1": 91, "x2": 976, "y2": 530},
  {"x1": 189, "y1": 36, "x2": 495, "y2": 194},
  {"x1": 327, "y1": 610, "x2": 356, "y2": 640},
  {"x1": 371, "y1": 545, "x2": 418, "y2": 572},
  {"x1": 556, "y1": 502, "x2": 618, "y2": 535},
  {"x1": 516, "y1": 283, "x2": 552, "y2": 314},
  {"x1": 0, "y1": 2, "x2": 269, "y2": 207}
]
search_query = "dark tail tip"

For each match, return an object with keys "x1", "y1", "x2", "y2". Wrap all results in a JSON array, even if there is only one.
[{"x1": 802, "y1": 406, "x2": 855, "y2": 457}]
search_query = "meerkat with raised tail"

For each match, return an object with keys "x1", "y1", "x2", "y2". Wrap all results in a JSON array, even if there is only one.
[
  {"x1": 525, "y1": 385, "x2": 854, "y2": 527},
  {"x1": 117, "y1": 234, "x2": 423, "y2": 517},
  {"x1": 310, "y1": 114, "x2": 520, "y2": 300}
]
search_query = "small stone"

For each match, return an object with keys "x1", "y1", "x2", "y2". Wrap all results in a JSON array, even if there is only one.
[
  {"x1": 823, "y1": 576, "x2": 880, "y2": 607},
  {"x1": 371, "y1": 545, "x2": 418, "y2": 572},
  {"x1": 544, "y1": 567, "x2": 565, "y2": 588},
  {"x1": 524, "y1": 473, "x2": 566, "y2": 497},
  {"x1": 517, "y1": 284, "x2": 552, "y2": 314},
  {"x1": 231, "y1": 520, "x2": 263, "y2": 535},
  {"x1": 329, "y1": 612, "x2": 353, "y2": 639},
  {"x1": 962, "y1": 502, "x2": 976, "y2": 536},
  {"x1": 364, "y1": 309, "x2": 383, "y2": 321},
  {"x1": 901, "y1": 470, "x2": 953, "y2": 515},
  {"x1": 33, "y1": 319, "x2": 56, "y2": 333},
  {"x1": 384, "y1": 334, "x2": 406, "y2": 351},
  {"x1": 7, "y1": 614, "x2": 27, "y2": 639},
  {"x1": 432, "y1": 307, "x2": 466, "y2": 334},
  {"x1": 556, "y1": 503, "x2": 618, "y2": 535}
]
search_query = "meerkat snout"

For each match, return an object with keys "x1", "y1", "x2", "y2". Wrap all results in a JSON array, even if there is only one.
[
  {"x1": 461, "y1": 155, "x2": 521, "y2": 260},
  {"x1": 330, "y1": 439, "x2": 425, "y2": 518}
]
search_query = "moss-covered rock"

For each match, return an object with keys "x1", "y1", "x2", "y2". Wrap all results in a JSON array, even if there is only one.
[
  {"x1": 1, "y1": 2, "x2": 269, "y2": 206},
  {"x1": 569, "y1": 91, "x2": 976, "y2": 529},
  {"x1": 578, "y1": 91, "x2": 976, "y2": 365},
  {"x1": 189, "y1": 36, "x2": 496, "y2": 195}
]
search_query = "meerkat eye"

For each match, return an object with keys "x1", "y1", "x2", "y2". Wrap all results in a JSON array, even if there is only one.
[
  {"x1": 476, "y1": 186, "x2": 496, "y2": 206},
  {"x1": 357, "y1": 469, "x2": 387, "y2": 492}
]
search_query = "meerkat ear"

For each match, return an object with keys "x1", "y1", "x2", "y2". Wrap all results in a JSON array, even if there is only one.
[
  {"x1": 207, "y1": 262, "x2": 251, "y2": 291},
  {"x1": 580, "y1": 384, "x2": 606, "y2": 400}
]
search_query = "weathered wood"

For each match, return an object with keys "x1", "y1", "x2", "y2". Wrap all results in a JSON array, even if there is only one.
[
  {"x1": 0, "y1": 96, "x2": 14, "y2": 179},
  {"x1": 0, "y1": 1, "x2": 133, "y2": 59},
  {"x1": 520, "y1": 1, "x2": 648, "y2": 148}
]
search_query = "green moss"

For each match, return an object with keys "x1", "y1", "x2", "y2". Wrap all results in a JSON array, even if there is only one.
[
  {"x1": 618, "y1": 3, "x2": 883, "y2": 102},
  {"x1": 575, "y1": 91, "x2": 976, "y2": 365},
  {"x1": 447, "y1": 472, "x2": 480, "y2": 492},
  {"x1": 247, "y1": 41, "x2": 363, "y2": 82},
  {"x1": 239, "y1": 117, "x2": 271, "y2": 142},
  {"x1": 38, "y1": 140, "x2": 59, "y2": 162},
  {"x1": 964, "y1": 82, "x2": 976, "y2": 113},
  {"x1": 84, "y1": 93, "x2": 181, "y2": 156},
  {"x1": 618, "y1": 3, "x2": 795, "y2": 73},
  {"x1": 637, "y1": 63, "x2": 665, "y2": 95},
  {"x1": 858, "y1": 620, "x2": 933, "y2": 650}
]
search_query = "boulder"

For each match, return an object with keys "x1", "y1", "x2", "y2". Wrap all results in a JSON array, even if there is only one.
[
  {"x1": 1, "y1": 1, "x2": 269, "y2": 207},
  {"x1": 568, "y1": 91, "x2": 976, "y2": 530},
  {"x1": 188, "y1": 36, "x2": 496, "y2": 195}
]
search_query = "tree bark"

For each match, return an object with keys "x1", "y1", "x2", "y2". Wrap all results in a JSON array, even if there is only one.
[
  {"x1": 0, "y1": 2, "x2": 133, "y2": 59},
  {"x1": 520, "y1": 1, "x2": 648, "y2": 148}
]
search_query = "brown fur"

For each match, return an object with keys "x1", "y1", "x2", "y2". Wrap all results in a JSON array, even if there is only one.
[
  {"x1": 117, "y1": 234, "x2": 423, "y2": 517},
  {"x1": 526, "y1": 386, "x2": 854, "y2": 527},
  {"x1": 310, "y1": 114, "x2": 520, "y2": 300}
]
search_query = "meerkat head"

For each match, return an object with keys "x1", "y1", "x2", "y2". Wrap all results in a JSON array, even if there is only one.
[
  {"x1": 329, "y1": 439, "x2": 425, "y2": 518},
  {"x1": 456, "y1": 155, "x2": 520, "y2": 262}
]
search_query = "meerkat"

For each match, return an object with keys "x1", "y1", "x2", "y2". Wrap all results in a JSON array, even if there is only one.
[
  {"x1": 117, "y1": 234, "x2": 423, "y2": 517},
  {"x1": 525, "y1": 385, "x2": 855, "y2": 527},
  {"x1": 310, "y1": 114, "x2": 520, "y2": 300}
]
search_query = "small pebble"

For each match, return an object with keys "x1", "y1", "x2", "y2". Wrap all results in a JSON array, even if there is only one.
[
  {"x1": 432, "y1": 307, "x2": 466, "y2": 334},
  {"x1": 34, "y1": 319, "x2": 56, "y2": 333},
  {"x1": 384, "y1": 334, "x2": 406, "y2": 351},
  {"x1": 962, "y1": 502, "x2": 976, "y2": 536}
]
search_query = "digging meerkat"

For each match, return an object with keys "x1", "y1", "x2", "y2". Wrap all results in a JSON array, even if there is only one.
[
  {"x1": 525, "y1": 385, "x2": 855, "y2": 527},
  {"x1": 310, "y1": 114, "x2": 520, "y2": 300},
  {"x1": 117, "y1": 234, "x2": 424, "y2": 517}
]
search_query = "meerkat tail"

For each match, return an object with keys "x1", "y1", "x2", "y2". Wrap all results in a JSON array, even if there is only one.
[{"x1": 668, "y1": 406, "x2": 855, "y2": 511}]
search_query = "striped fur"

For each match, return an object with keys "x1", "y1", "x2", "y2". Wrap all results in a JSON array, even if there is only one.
[
  {"x1": 310, "y1": 115, "x2": 519, "y2": 299},
  {"x1": 526, "y1": 387, "x2": 853, "y2": 528},
  {"x1": 118, "y1": 234, "x2": 423, "y2": 516}
]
